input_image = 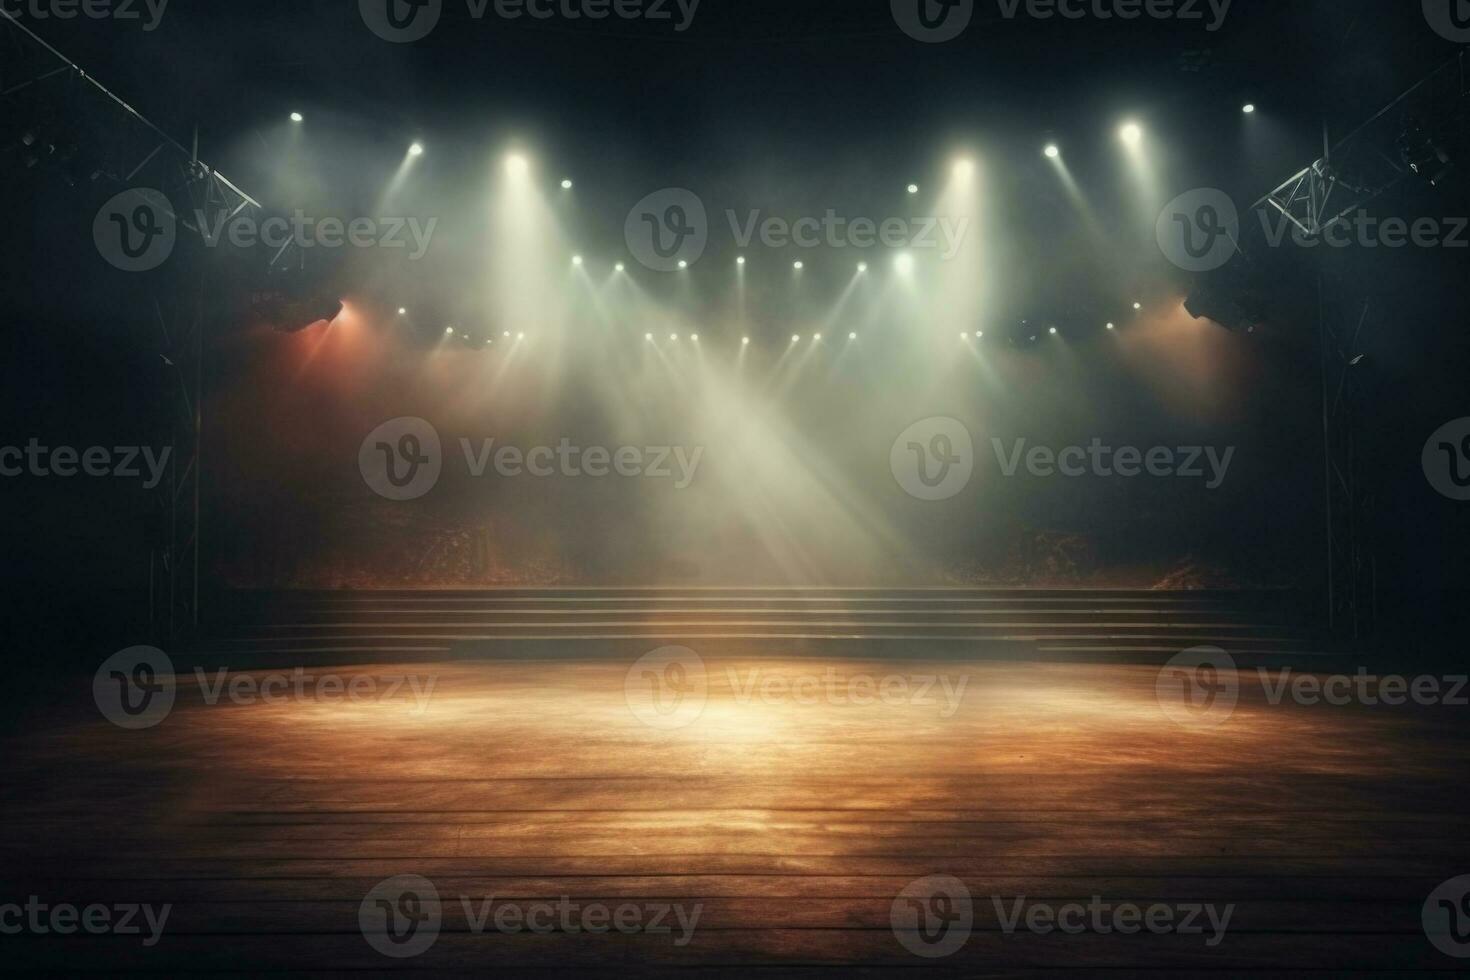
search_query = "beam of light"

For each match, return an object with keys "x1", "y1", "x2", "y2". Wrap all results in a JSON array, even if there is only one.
[
  {"x1": 1044, "y1": 149, "x2": 1107, "y2": 244},
  {"x1": 930, "y1": 154, "x2": 984, "y2": 338}
]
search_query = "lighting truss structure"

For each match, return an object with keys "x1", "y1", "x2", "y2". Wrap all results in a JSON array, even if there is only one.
[
  {"x1": 1252, "y1": 51, "x2": 1467, "y2": 640},
  {"x1": 3, "y1": 9, "x2": 292, "y2": 643}
]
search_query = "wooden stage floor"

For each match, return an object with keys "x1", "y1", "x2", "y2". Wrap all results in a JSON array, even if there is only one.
[{"x1": 4, "y1": 649, "x2": 1469, "y2": 974}]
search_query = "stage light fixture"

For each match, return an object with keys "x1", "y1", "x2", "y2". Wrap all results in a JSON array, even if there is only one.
[
  {"x1": 518, "y1": 332, "x2": 525, "y2": 340},
  {"x1": 1044, "y1": 144, "x2": 1060, "y2": 158},
  {"x1": 561, "y1": 178, "x2": 573, "y2": 189},
  {"x1": 813, "y1": 333, "x2": 822, "y2": 341},
  {"x1": 671, "y1": 333, "x2": 679, "y2": 341},
  {"x1": 409, "y1": 142, "x2": 425, "y2": 156},
  {"x1": 907, "y1": 183, "x2": 919, "y2": 195},
  {"x1": 1106, "y1": 322, "x2": 1115, "y2": 330},
  {"x1": 1049, "y1": 326, "x2": 1058, "y2": 335},
  {"x1": 615, "y1": 262, "x2": 625, "y2": 272},
  {"x1": 691, "y1": 334, "x2": 699, "y2": 342},
  {"x1": 678, "y1": 260, "x2": 688, "y2": 269},
  {"x1": 960, "y1": 333, "x2": 968, "y2": 340},
  {"x1": 791, "y1": 335, "x2": 800, "y2": 343},
  {"x1": 1120, "y1": 123, "x2": 1142, "y2": 146},
  {"x1": 645, "y1": 333, "x2": 653, "y2": 341},
  {"x1": 742, "y1": 337, "x2": 750, "y2": 345},
  {"x1": 975, "y1": 331, "x2": 983, "y2": 338},
  {"x1": 1242, "y1": 103, "x2": 1256, "y2": 114},
  {"x1": 793, "y1": 261, "x2": 804, "y2": 270},
  {"x1": 445, "y1": 327, "x2": 455, "y2": 336},
  {"x1": 736, "y1": 256, "x2": 746, "y2": 266},
  {"x1": 849, "y1": 332, "x2": 858, "y2": 339},
  {"x1": 1133, "y1": 301, "x2": 1143, "y2": 310},
  {"x1": 572, "y1": 255, "x2": 583, "y2": 266},
  {"x1": 504, "y1": 331, "x2": 511, "y2": 338},
  {"x1": 289, "y1": 112, "x2": 304, "y2": 123},
  {"x1": 857, "y1": 262, "x2": 868, "y2": 272}
]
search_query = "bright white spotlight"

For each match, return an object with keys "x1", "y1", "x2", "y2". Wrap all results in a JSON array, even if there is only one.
[
  {"x1": 813, "y1": 333, "x2": 822, "y2": 341},
  {"x1": 1049, "y1": 326, "x2": 1058, "y2": 335},
  {"x1": 960, "y1": 333, "x2": 969, "y2": 341},
  {"x1": 857, "y1": 262, "x2": 868, "y2": 272},
  {"x1": 975, "y1": 331, "x2": 983, "y2": 338},
  {"x1": 1242, "y1": 103, "x2": 1256, "y2": 114},
  {"x1": 409, "y1": 142, "x2": 425, "y2": 157},
  {"x1": 289, "y1": 112, "x2": 304, "y2": 123},
  {"x1": 1119, "y1": 123, "x2": 1142, "y2": 146},
  {"x1": 678, "y1": 260, "x2": 688, "y2": 269},
  {"x1": 561, "y1": 178, "x2": 574, "y2": 189},
  {"x1": 444, "y1": 327, "x2": 454, "y2": 336},
  {"x1": 505, "y1": 154, "x2": 528, "y2": 176},
  {"x1": 397, "y1": 307, "x2": 407, "y2": 316},
  {"x1": 615, "y1": 262, "x2": 625, "y2": 272},
  {"x1": 1106, "y1": 322, "x2": 1116, "y2": 330},
  {"x1": 736, "y1": 256, "x2": 746, "y2": 266},
  {"x1": 671, "y1": 333, "x2": 679, "y2": 341},
  {"x1": 742, "y1": 337, "x2": 750, "y2": 345},
  {"x1": 894, "y1": 253, "x2": 914, "y2": 274},
  {"x1": 907, "y1": 183, "x2": 919, "y2": 195},
  {"x1": 791, "y1": 335, "x2": 800, "y2": 343},
  {"x1": 849, "y1": 332, "x2": 858, "y2": 340},
  {"x1": 1133, "y1": 301, "x2": 1143, "y2": 310},
  {"x1": 572, "y1": 255, "x2": 583, "y2": 266},
  {"x1": 517, "y1": 332, "x2": 525, "y2": 340},
  {"x1": 793, "y1": 261, "x2": 804, "y2": 270},
  {"x1": 645, "y1": 333, "x2": 653, "y2": 341},
  {"x1": 1044, "y1": 144, "x2": 1060, "y2": 159},
  {"x1": 691, "y1": 334, "x2": 700, "y2": 342},
  {"x1": 504, "y1": 331, "x2": 511, "y2": 338}
]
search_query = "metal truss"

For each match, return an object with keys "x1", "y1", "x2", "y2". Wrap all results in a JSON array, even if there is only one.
[{"x1": 4, "y1": 9, "x2": 286, "y2": 644}]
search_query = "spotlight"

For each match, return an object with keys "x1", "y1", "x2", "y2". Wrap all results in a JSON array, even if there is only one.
[
  {"x1": 742, "y1": 337, "x2": 750, "y2": 345},
  {"x1": 409, "y1": 142, "x2": 425, "y2": 157},
  {"x1": 561, "y1": 178, "x2": 573, "y2": 189},
  {"x1": 445, "y1": 327, "x2": 455, "y2": 336},
  {"x1": 671, "y1": 333, "x2": 679, "y2": 341},
  {"x1": 975, "y1": 331, "x2": 983, "y2": 338},
  {"x1": 615, "y1": 262, "x2": 625, "y2": 272},
  {"x1": 1049, "y1": 326, "x2": 1058, "y2": 335},
  {"x1": 506, "y1": 154, "x2": 528, "y2": 175},
  {"x1": 813, "y1": 333, "x2": 822, "y2": 341},
  {"x1": 736, "y1": 256, "x2": 746, "y2": 266},
  {"x1": 791, "y1": 335, "x2": 800, "y2": 343},
  {"x1": 1120, "y1": 123, "x2": 1142, "y2": 146},
  {"x1": 1106, "y1": 322, "x2": 1115, "y2": 330},
  {"x1": 1242, "y1": 103, "x2": 1256, "y2": 114},
  {"x1": 1044, "y1": 144, "x2": 1060, "y2": 158},
  {"x1": 793, "y1": 261, "x2": 804, "y2": 270},
  {"x1": 503, "y1": 331, "x2": 511, "y2": 338},
  {"x1": 960, "y1": 333, "x2": 969, "y2": 340},
  {"x1": 398, "y1": 307, "x2": 407, "y2": 316},
  {"x1": 678, "y1": 260, "x2": 688, "y2": 269},
  {"x1": 894, "y1": 253, "x2": 914, "y2": 274},
  {"x1": 907, "y1": 184, "x2": 919, "y2": 195},
  {"x1": 1132, "y1": 301, "x2": 1143, "y2": 310},
  {"x1": 572, "y1": 255, "x2": 583, "y2": 266},
  {"x1": 691, "y1": 334, "x2": 699, "y2": 342},
  {"x1": 517, "y1": 332, "x2": 525, "y2": 340},
  {"x1": 849, "y1": 332, "x2": 858, "y2": 339},
  {"x1": 857, "y1": 262, "x2": 868, "y2": 272},
  {"x1": 289, "y1": 112, "x2": 304, "y2": 123},
  {"x1": 953, "y1": 159, "x2": 974, "y2": 178},
  {"x1": 645, "y1": 333, "x2": 653, "y2": 341}
]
